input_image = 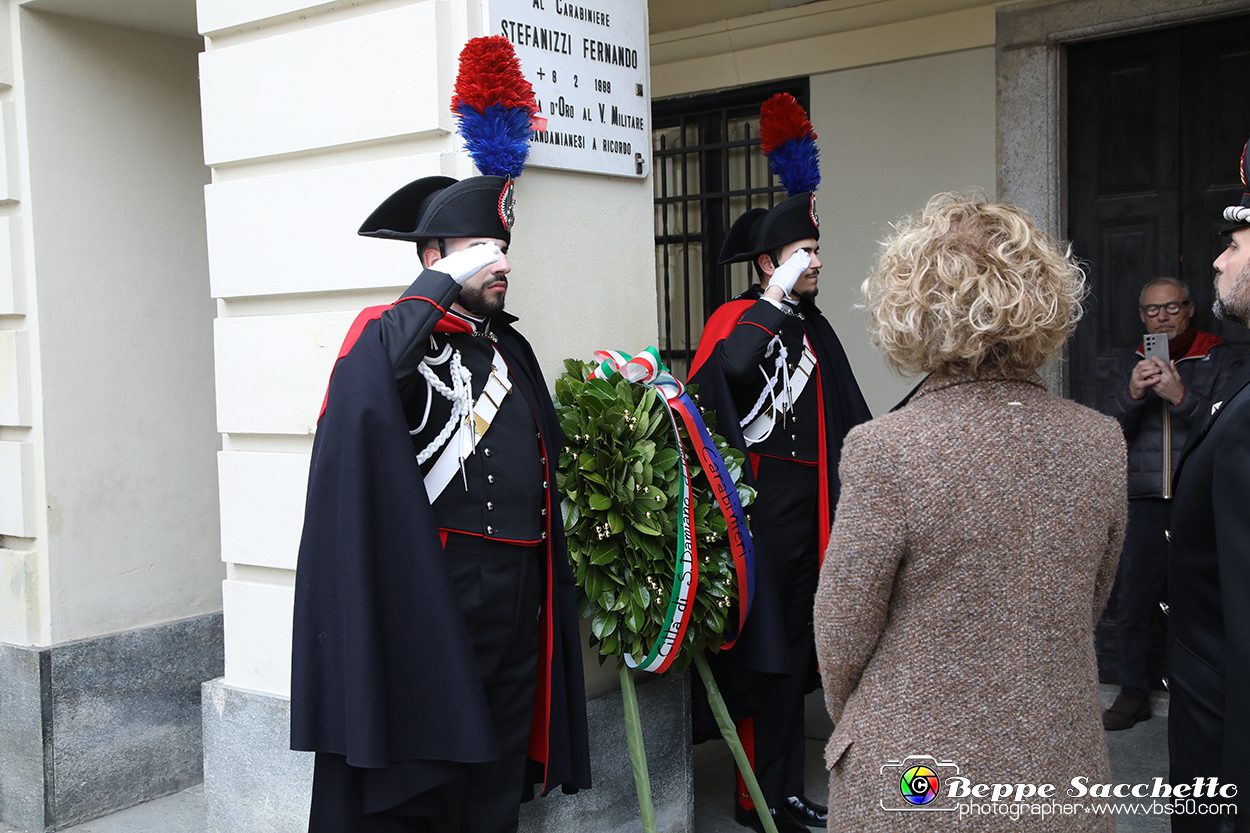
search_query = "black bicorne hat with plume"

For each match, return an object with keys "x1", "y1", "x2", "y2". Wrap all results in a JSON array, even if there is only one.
[
  {"x1": 719, "y1": 94, "x2": 821, "y2": 265},
  {"x1": 359, "y1": 36, "x2": 538, "y2": 244}
]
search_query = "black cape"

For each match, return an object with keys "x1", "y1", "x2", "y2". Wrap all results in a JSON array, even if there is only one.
[
  {"x1": 1166, "y1": 361, "x2": 1250, "y2": 824},
  {"x1": 290, "y1": 303, "x2": 591, "y2": 812},
  {"x1": 686, "y1": 286, "x2": 872, "y2": 737}
]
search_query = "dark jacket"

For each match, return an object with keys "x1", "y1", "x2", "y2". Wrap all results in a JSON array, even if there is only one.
[
  {"x1": 685, "y1": 286, "x2": 871, "y2": 734},
  {"x1": 291, "y1": 269, "x2": 591, "y2": 812},
  {"x1": 1167, "y1": 360, "x2": 1250, "y2": 828},
  {"x1": 1102, "y1": 331, "x2": 1241, "y2": 498}
]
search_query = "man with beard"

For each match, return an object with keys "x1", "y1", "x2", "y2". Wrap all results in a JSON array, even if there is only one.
[
  {"x1": 688, "y1": 188, "x2": 871, "y2": 833},
  {"x1": 290, "y1": 172, "x2": 591, "y2": 832},
  {"x1": 1101, "y1": 277, "x2": 1240, "y2": 732},
  {"x1": 1166, "y1": 138, "x2": 1250, "y2": 830}
]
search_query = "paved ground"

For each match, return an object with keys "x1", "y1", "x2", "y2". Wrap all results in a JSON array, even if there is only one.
[{"x1": 5, "y1": 686, "x2": 1168, "y2": 833}]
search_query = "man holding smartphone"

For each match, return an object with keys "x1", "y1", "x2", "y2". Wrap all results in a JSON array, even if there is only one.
[{"x1": 1100, "y1": 277, "x2": 1241, "y2": 731}]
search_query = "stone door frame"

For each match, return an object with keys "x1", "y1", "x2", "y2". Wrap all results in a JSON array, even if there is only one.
[{"x1": 996, "y1": 0, "x2": 1250, "y2": 394}]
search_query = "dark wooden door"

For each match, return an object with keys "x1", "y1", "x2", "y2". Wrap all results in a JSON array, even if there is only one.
[
  {"x1": 1069, "y1": 15, "x2": 1250, "y2": 412},
  {"x1": 1067, "y1": 14, "x2": 1250, "y2": 691},
  {"x1": 1068, "y1": 30, "x2": 1181, "y2": 410}
]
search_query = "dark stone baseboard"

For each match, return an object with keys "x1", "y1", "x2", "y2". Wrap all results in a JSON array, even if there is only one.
[{"x1": 0, "y1": 613, "x2": 224, "y2": 832}]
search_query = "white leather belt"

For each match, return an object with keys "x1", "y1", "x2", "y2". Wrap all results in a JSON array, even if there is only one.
[
  {"x1": 424, "y1": 348, "x2": 512, "y2": 502},
  {"x1": 742, "y1": 337, "x2": 816, "y2": 446}
]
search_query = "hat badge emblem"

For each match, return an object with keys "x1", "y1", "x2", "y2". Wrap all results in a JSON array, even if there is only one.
[{"x1": 498, "y1": 178, "x2": 516, "y2": 232}]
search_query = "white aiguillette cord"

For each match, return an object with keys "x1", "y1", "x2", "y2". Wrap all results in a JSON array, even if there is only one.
[
  {"x1": 740, "y1": 334, "x2": 816, "y2": 446},
  {"x1": 418, "y1": 344, "x2": 512, "y2": 502}
]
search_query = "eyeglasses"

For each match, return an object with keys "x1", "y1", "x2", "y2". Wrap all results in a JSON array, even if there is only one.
[{"x1": 1140, "y1": 301, "x2": 1190, "y2": 317}]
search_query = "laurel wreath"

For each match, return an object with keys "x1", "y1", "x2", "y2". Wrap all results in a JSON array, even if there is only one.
[{"x1": 554, "y1": 359, "x2": 756, "y2": 674}]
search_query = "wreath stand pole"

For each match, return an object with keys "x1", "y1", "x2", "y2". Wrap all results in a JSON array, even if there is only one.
[
  {"x1": 619, "y1": 666, "x2": 658, "y2": 833},
  {"x1": 692, "y1": 652, "x2": 779, "y2": 833}
]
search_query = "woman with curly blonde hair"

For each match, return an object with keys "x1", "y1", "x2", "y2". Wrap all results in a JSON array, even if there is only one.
[{"x1": 813, "y1": 194, "x2": 1127, "y2": 831}]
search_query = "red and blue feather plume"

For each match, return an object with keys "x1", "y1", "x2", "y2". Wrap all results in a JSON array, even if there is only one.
[
  {"x1": 451, "y1": 36, "x2": 539, "y2": 178},
  {"x1": 759, "y1": 93, "x2": 820, "y2": 197}
]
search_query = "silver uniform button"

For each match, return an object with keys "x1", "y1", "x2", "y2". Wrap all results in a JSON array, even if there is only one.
[
  {"x1": 483, "y1": 447, "x2": 492, "y2": 457},
  {"x1": 791, "y1": 434, "x2": 797, "y2": 441},
  {"x1": 790, "y1": 451, "x2": 796, "y2": 457},
  {"x1": 486, "y1": 502, "x2": 494, "y2": 510},
  {"x1": 486, "y1": 525, "x2": 494, "y2": 534},
  {"x1": 542, "y1": 532, "x2": 548, "y2": 539},
  {"x1": 487, "y1": 474, "x2": 495, "y2": 484},
  {"x1": 543, "y1": 480, "x2": 548, "y2": 489},
  {"x1": 1164, "y1": 529, "x2": 1172, "y2": 542},
  {"x1": 541, "y1": 508, "x2": 547, "y2": 516},
  {"x1": 540, "y1": 457, "x2": 546, "y2": 464}
]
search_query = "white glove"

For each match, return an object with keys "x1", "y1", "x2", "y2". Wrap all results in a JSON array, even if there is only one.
[
  {"x1": 770, "y1": 250, "x2": 810, "y2": 297},
  {"x1": 432, "y1": 243, "x2": 501, "y2": 285}
]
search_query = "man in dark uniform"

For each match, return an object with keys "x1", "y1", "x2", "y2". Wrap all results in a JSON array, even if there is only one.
[
  {"x1": 290, "y1": 173, "x2": 591, "y2": 833},
  {"x1": 688, "y1": 191, "x2": 871, "y2": 833},
  {"x1": 1167, "y1": 139, "x2": 1250, "y2": 831},
  {"x1": 1101, "y1": 277, "x2": 1240, "y2": 731}
]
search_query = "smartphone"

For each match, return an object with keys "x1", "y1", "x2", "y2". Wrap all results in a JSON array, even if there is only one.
[{"x1": 1143, "y1": 333, "x2": 1170, "y2": 364}]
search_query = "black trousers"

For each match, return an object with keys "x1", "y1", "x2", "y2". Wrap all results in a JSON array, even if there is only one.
[
  {"x1": 736, "y1": 457, "x2": 820, "y2": 809},
  {"x1": 1115, "y1": 497, "x2": 1169, "y2": 699},
  {"x1": 308, "y1": 534, "x2": 542, "y2": 833}
]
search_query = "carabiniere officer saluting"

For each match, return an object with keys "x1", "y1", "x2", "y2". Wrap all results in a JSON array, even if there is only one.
[
  {"x1": 290, "y1": 36, "x2": 591, "y2": 833},
  {"x1": 687, "y1": 93, "x2": 871, "y2": 833}
]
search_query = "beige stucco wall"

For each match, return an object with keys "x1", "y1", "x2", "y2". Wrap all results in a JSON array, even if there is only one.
[
  {"x1": 651, "y1": 0, "x2": 999, "y2": 417},
  {"x1": 811, "y1": 46, "x2": 998, "y2": 416},
  {"x1": 0, "y1": 9, "x2": 220, "y2": 644}
]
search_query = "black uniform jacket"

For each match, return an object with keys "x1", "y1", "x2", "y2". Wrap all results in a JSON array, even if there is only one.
[
  {"x1": 685, "y1": 286, "x2": 871, "y2": 731},
  {"x1": 290, "y1": 268, "x2": 591, "y2": 811},
  {"x1": 1167, "y1": 360, "x2": 1250, "y2": 823}
]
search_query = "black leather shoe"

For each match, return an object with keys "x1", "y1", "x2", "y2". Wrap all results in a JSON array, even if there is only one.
[
  {"x1": 734, "y1": 802, "x2": 810, "y2": 833},
  {"x1": 784, "y1": 794, "x2": 828, "y2": 828},
  {"x1": 1102, "y1": 693, "x2": 1151, "y2": 731}
]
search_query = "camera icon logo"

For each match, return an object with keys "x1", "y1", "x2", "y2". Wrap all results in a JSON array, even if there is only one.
[
  {"x1": 879, "y1": 754, "x2": 959, "y2": 812},
  {"x1": 900, "y1": 765, "x2": 940, "y2": 805}
]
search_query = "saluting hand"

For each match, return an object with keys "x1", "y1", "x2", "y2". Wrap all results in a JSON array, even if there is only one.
[
  {"x1": 768, "y1": 250, "x2": 811, "y2": 299},
  {"x1": 434, "y1": 243, "x2": 501, "y2": 285}
]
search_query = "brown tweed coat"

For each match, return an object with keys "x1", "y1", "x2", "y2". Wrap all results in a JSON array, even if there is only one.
[{"x1": 814, "y1": 374, "x2": 1126, "y2": 832}]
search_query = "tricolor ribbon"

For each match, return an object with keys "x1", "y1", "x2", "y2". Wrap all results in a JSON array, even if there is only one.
[
  {"x1": 590, "y1": 348, "x2": 755, "y2": 671},
  {"x1": 669, "y1": 395, "x2": 755, "y2": 650},
  {"x1": 590, "y1": 347, "x2": 685, "y2": 399}
]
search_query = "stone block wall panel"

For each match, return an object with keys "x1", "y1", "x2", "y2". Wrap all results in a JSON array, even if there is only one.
[
  {"x1": 217, "y1": 451, "x2": 310, "y2": 571},
  {"x1": 0, "y1": 440, "x2": 33, "y2": 537},
  {"x1": 204, "y1": 155, "x2": 438, "y2": 299},
  {"x1": 199, "y1": 3, "x2": 445, "y2": 165},
  {"x1": 221, "y1": 578, "x2": 295, "y2": 695},
  {"x1": 213, "y1": 310, "x2": 356, "y2": 436}
]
